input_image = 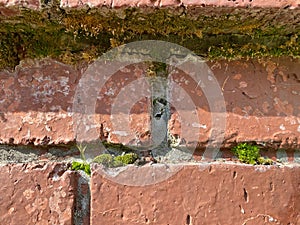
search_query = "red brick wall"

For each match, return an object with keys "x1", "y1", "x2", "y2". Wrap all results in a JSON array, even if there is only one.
[{"x1": 0, "y1": 1, "x2": 300, "y2": 224}]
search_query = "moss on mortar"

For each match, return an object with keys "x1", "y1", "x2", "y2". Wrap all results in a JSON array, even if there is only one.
[
  {"x1": 0, "y1": 3, "x2": 300, "y2": 70},
  {"x1": 93, "y1": 152, "x2": 138, "y2": 167}
]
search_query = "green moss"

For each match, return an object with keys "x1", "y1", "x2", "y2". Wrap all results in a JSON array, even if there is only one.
[
  {"x1": 93, "y1": 154, "x2": 114, "y2": 166},
  {"x1": 232, "y1": 143, "x2": 274, "y2": 165},
  {"x1": 0, "y1": 5, "x2": 300, "y2": 70},
  {"x1": 232, "y1": 143, "x2": 260, "y2": 165},
  {"x1": 114, "y1": 153, "x2": 138, "y2": 165},
  {"x1": 93, "y1": 153, "x2": 138, "y2": 167},
  {"x1": 257, "y1": 157, "x2": 274, "y2": 165}
]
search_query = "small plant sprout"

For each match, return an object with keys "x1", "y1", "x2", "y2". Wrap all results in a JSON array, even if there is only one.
[
  {"x1": 77, "y1": 143, "x2": 87, "y2": 162},
  {"x1": 71, "y1": 143, "x2": 91, "y2": 176}
]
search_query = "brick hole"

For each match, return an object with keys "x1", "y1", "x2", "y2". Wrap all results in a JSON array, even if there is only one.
[
  {"x1": 269, "y1": 182, "x2": 274, "y2": 191},
  {"x1": 9, "y1": 137, "x2": 14, "y2": 144},
  {"x1": 186, "y1": 214, "x2": 191, "y2": 225},
  {"x1": 233, "y1": 171, "x2": 237, "y2": 179},
  {"x1": 243, "y1": 188, "x2": 248, "y2": 202},
  {"x1": 208, "y1": 166, "x2": 212, "y2": 173}
]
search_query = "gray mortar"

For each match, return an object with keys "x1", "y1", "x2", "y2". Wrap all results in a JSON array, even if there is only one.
[
  {"x1": 74, "y1": 170, "x2": 91, "y2": 225},
  {"x1": 0, "y1": 144, "x2": 79, "y2": 164},
  {"x1": 294, "y1": 150, "x2": 300, "y2": 164},
  {"x1": 150, "y1": 75, "x2": 171, "y2": 158},
  {"x1": 164, "y1": 147, "x2": 194, "y2": 162},
  {"x1": 0, "y1": 146, "x2": 40, "y2": 163},
  {"x1": 276, "y1": 149, "x2": 289, "y2": 163}
]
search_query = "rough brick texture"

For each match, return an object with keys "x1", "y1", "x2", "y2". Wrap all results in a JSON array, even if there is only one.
[
  {"x1": 0, "y1": 58, "x2": 299, "y2": 150},
  {"x1": 91, "y1": 163, "x2": 300, "y2": 225},
  {"x1": 0, "y1": 163, "x2": 77, "y2": 225},
  {"x1": 60, "y1": 0, "x2": 300, "y2": 8}
]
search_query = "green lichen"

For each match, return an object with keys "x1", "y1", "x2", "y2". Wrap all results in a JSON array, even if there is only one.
[{"x1": 0, "y1": 4, "x2": 300, "y2": 70}]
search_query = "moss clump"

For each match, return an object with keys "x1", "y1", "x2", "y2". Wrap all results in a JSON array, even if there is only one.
[
  {"x1": 93, "y1": 153, "x2": 138, "y2": 167},
  {"x1": 232, "y1": 143, "x2": 260, "y2": 164},
  {"x1": 257, "y1": 157, "x2": 274, "y2": 165},
  {"x1": 114, "y1": 153, "x2": 139, "y2": 165},
  {"x1": 93, "y1": 154, "x2": 114, "y2": 167},
  {"x1": 232, "y1": 143, "x2": 274, "y2": 165}
]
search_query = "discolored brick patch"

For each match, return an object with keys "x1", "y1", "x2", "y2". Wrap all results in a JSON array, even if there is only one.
[
  {"x1": 90, "y1": 163, "x2": 300, "y2": 225},
  {"x1": 0, "y1": 163, "x2": 77, "y2": 225}
]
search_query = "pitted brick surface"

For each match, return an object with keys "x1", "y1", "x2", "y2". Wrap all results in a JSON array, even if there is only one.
[
  {"x1": 0, "y1": 163, "x2": 77, "y2": 225},
  {"x1": 0, "y1": 0, "x2": 40, "y2": 9},
  {"x1": 90, "y1": 163, "x2": 300, "y2": 225},
  {"x1": 0, "y1": 58, "x2": 299, "y2": 148},
  {"x1": 59, "y1": 0, "x2": 300, "y2": 8}
]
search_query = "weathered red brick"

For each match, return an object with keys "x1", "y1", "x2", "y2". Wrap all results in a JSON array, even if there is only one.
[
  {"x1": 0, "y1": 163, "x2": 77, "y2": 225},
  {"x1": 0, "y1": 0, "x2": 40, "y2": 9},
  {"x1": 168, "y1": 58, "x2": 300, "y2": 150},
  {"x1": 0, "y1": 58, "x2": 299, "y2": 149},
  {"x1": 59, "y1": 0, "x2": 300, "y2": 8},
  {"x1": 90, "y1": 163, "x2": 300, "y2": 224}
]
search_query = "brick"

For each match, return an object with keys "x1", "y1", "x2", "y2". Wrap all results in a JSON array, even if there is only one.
[
  {"x1": 60, "y1": 0, "x2": 112, "y2": 8},
  {"x1": 168, "y1": 58, "x2": 300, "y2": 150},
  {"x1": 59, "y1": 0, "x2": 300, "y2": 8},
  {"x1": 90, "y1": 163, "x2": 300, "y2": 224},
  {"x1": 0, "y1": 0, "x2": 40, "y2": 9},
  {"x1": 0, "y1": 58, "x2": 299, "y2": 149},
  {"x1": 180, "y1": 0, "x2": 300, "y2": 8},
  {"x1": 0, "y1": 163, "x2": 77, "y2": 225}
]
